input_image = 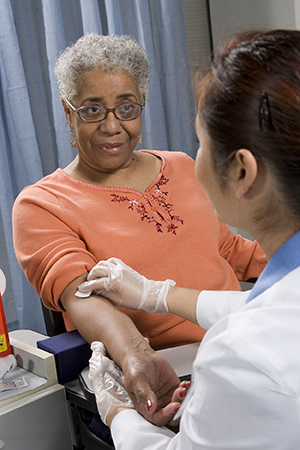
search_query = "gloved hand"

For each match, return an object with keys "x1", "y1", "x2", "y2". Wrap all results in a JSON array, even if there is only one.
[
  {"x1": 75, "y1": 257, "x2": 176, "y2": 314},
  {"x1": 89, "y1": 341, "x2": 134, "y2": 425}
]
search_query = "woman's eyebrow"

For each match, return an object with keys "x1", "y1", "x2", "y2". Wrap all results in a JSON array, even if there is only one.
[
  {"x1": 117, "y1": 93, "x2": 138, "y2": 100},
  {"x1": 82, "y1": 93, "x2": 138, "y2": 104}
]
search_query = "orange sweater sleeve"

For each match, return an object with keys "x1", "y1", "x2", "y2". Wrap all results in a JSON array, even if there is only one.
[
  {"x1": 12, "y1": 184, "x2": 98, "y2": 311},
  {"x1": 218, "y1": 222, "x2": 266, "y2": 281}
]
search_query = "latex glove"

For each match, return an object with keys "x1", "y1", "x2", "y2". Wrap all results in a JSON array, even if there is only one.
[
  {"x1": 89, "y1": 341, "x2": 134, "y2": 425},
  {"x1": 76, "y1": 257, "x2": 176, "y2": 314}
]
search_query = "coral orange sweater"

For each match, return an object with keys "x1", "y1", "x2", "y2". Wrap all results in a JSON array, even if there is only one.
[{"x1": 13, "y1": 151, "x2": 266, "y2": 349}]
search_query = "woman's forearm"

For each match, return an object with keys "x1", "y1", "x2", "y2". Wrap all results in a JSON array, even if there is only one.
[
  {"x1": 60, "y1": 273, "x2": 150, "y2": 368},
  {"x1": 166, "y1": 286, "x2": 200, "y2": 324},
  {"x1": 60, "y1": 273, "x2": 182, "y2": 427}
]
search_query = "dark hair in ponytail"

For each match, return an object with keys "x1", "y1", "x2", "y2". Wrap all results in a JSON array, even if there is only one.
[{"x1": 195, "y1": 29, "x2": 300, "y2": 219}]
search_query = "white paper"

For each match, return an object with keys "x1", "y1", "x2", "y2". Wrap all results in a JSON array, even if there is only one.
[
  {"x1": 0, "y1": 366, "x2": 47, "y2": 401},
  {"x1": 0, "y1": 376, "x2": 28, "y2": 392}
]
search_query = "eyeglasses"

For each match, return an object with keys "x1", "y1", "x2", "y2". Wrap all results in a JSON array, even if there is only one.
[{"x1": 65, "y1": 99, "x2": 144, "y2": 123}]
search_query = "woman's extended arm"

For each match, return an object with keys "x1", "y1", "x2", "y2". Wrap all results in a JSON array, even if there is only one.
[{"x1": 60, "y1": 273, "x2": 181, "y2": 426}]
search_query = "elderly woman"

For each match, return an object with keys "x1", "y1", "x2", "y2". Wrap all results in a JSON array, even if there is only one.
[
  {"x1": 13, "y1": 34, "x2": 265, "y2": 429},
  {"x1": 82, "y1": 29, "x2": 300, "y2": 449}
]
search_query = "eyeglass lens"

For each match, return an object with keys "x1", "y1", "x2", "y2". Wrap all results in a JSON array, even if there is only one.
[{"x1": 78, "y1": 102, "x2": 142, "y2": 122}]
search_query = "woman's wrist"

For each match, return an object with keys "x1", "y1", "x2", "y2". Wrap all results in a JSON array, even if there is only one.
[
  {"x1": 166, "y1": 285, "x2": 200, "y2": 324},
  {"x1": 120, "y1": 335, "x2": 153, "y2": 369}
]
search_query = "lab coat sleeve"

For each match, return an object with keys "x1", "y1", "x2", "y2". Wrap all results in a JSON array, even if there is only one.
[
  {"x1": 177, "y1": 326, "x2": 300, "y2": 449},
  {"x1": 111, "y1": 410, "x2": 179, "y2": 450},
  {"x1": 196, "y1": 289, "x2": 249, "y2": 330}
]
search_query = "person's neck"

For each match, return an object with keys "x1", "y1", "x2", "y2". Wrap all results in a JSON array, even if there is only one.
[
  {"x1": 64, "y1": 154, "x2": 138, "y2": 186},
  {"x1": 63, "y1": 151, "x2": 162, "y2": 192},
  {"x1": 251, "y1": 224, "x2": 300, "y2": 261}
]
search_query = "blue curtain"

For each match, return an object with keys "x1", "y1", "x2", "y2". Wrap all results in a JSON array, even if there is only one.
[{"x1": 0, "y1": 0, "x2": 197, "y2": 334}]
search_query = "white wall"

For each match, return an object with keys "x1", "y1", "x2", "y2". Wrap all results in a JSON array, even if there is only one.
[
  {"x1": 209, "y1": 0, "x2": 300, "y2": 49},
  {"x1": 182, "y1": 0, "x2": 212, "y2": 70}
]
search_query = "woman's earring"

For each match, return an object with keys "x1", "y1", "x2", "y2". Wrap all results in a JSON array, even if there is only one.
[
  {"x1": 138, "y1": 133, "x2": 142, "y2": 145},
  {"x1": 70, "y1": 129, "x2": 77, "y2": 148}
]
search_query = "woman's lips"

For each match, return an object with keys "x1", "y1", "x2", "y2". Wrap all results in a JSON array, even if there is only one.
[{"x1": 97, "y1": 142, "x2": 124, "y2": 154}]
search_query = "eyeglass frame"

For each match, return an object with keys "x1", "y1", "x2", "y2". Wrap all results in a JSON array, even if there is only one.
[{"x1": 65, "y1": 98, "x2": 144, "y2": 123}]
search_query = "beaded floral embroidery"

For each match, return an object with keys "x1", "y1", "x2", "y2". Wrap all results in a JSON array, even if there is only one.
[{"x1": 111, "y1": 175, "x2": 183, "y2": 234}]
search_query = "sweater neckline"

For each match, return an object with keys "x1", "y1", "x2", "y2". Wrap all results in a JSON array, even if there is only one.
[{"x1": 57, "y1": 150, "x2": 166, "y2": 194}]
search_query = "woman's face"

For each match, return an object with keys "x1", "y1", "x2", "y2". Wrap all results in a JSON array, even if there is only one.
[
  {"x1": 65, "y1": 70, "x2": 143, "y2": 173},
  {"x1": 195, "y1": 116, "x2": 234, "y2": 225}
]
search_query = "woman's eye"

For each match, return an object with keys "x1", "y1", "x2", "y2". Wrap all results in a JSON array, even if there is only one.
[
  {"x1": 86, "y1": 106, "x2": 101, "y2": 114},
  {"x1": 119, "y1": 103, "x2": 134, "y2": 112}
]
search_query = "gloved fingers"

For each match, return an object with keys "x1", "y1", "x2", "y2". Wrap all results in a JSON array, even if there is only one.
[
  {"x1": 87, "y1": 260, "x2": 115, "y2": 281},
  {"x1": 106, "y1": 257, "x2": 131, "y2": 269},
  {"x1": 89, "y1": 341, "x2": 108, "y2": 378},
  {"x1": 81, "y1": 258, "x2": 146, "y2": 307},
  {"x1": 76, "y1": 257, "x2": 175, "y2": 315},
  {"x1": 89, "y1": 258, "x2": 141, "y2": 282},
  {"x1": 74, "y1": 262, "x2": 113, "y2": 298},
  {"x1": 90, "y1": 341, "x2": 106, "y2": 355},
  {"x1": 89, "y1": 341, "x2": 134, "y2": 424},
  {"x1": 87, "y1": 257, "x2": 126, "y2": 281},
  {"x1": 101, "y1": 370, "x2": 133, "y2": 408},
  {"x1": 77, "y1": 277, "x2": 111, "y2": 293},
  {"x1": 106, "y1": 257, "x2": 126, "y2": 266},
  {"x1": 76, "y1": 259, "x2": 123, "y2": 295}
]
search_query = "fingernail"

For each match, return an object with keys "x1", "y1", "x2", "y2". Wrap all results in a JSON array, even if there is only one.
[
  {"x1": 146, "y1": 400, "x2": 153, "y2": 412},
  {"x1": 174, "y1": 404, "x2": 180, "y2": 414},
  {"x1": 179, "y1": 388, "x2": 186, "y2": 398}
]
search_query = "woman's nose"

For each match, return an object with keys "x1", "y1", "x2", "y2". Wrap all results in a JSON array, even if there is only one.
[{"x1": 98, "y1": 110, "x2": 122, "y2": 134}]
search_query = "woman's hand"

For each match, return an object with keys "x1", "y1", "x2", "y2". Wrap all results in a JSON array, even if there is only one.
[
  {"x1": 75, "y1": 257, "x2": 175, "y2": 314},
  {"x1": 89, "y1": 341, "x2": 191, "y2": 429},
  {"x1": 121, "y1": 345, "x2": 182, "y2": 426}
]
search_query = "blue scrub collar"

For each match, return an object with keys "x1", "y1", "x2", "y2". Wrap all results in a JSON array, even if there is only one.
[{"x1": 246, "y1": 230, "x2": 300, "y2": 303}]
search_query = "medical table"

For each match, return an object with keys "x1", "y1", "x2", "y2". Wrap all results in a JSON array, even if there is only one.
[
  {"x1": 0, "y1": 330, "x2": 73, "y2": 450},
  {"x1": 1, "y1": 329, "x2": 199, "y2": 450}
]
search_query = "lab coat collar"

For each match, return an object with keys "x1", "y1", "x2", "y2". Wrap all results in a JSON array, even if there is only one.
[{"x1": 246, "y1": 230, "x2": 300, "y2": 303}]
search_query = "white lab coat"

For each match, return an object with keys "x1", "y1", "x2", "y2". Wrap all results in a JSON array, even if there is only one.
[{"x1": 111, "y1": 266, "x2": 300, "y2": 449}]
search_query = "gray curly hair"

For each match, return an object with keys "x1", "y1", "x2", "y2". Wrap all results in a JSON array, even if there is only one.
[{"x1": 54, "y1": 33, "x2": 151, "y2": 103}]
